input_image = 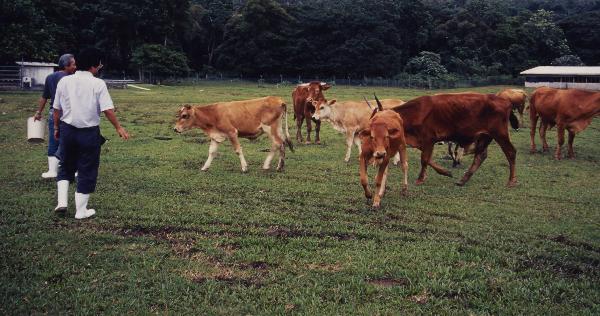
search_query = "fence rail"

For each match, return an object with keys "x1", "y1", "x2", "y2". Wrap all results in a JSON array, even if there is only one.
[{"x1": 0, "y1": 66, "x2": 21, "y2": 89}]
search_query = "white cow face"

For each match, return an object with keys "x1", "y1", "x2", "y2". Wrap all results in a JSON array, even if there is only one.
[{"x1": 312, "y1": 99, "x2": 336, "y2": 120}]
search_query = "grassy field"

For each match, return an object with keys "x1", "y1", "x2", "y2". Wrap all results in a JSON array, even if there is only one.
[{"x1": 1, "y1": 83, "x2": 598, "y2": 315}]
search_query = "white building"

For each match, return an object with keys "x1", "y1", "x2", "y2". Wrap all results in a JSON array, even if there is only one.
[
  {"x1": 520, "y1": 66, "x2": 600, "y2": 91},
  {"x1": 15, "y1": 61, "x2": 58, "y2": 87}
]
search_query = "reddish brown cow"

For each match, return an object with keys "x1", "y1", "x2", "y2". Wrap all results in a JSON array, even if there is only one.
[
  {"x1": 529, "y1": 87, "x2": 600, "y2": 159},
  {"x1": 390, "y1": 93, "x2": 519, "y2": 186},
  {"x1": 292, "y1": 81, "x2": 331, "y2": 144},
  {"x1": 359, "y1": 102, "x2": 408, "y2": 208},
  {"x1": 173, "y1": 96, "x2": 293, "y2": 172}
]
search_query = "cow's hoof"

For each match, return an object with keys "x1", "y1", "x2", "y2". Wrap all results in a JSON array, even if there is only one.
[
  {"x1": 567, "y1": 154, "x2": 575, "y2": 159},
  {"x1": 316, "y1": 141, "x2": 321, "y2": 145},
  {"x1": 304, "y1": 141, "x2": 311, "y2": 145},
  {"x1": 554, "y1": 155, "x2": 562, "y2": 161},
  {"x1": 542, "y1": 147, "x2": 549, "y2": 153},
  {"x1": 507, "y1": 180, "x2": 518, "y2": 187},
  {"x1": 415, "y1": 179, "x2": 425, "y2": 186},
  {"x1": 241, "y1": 168, "x2": 249, "y2": 173},
  {"x1": 200, "y1": 168, "x2": 209, "y2": 172},
  {"x1": 455, "y1": 180, "x2": 466, "y2": 186},
  {"x1": 529, "y1": 149, "x2": 536, "y2": 154},
  {"x1": 401, "y1": 188, "x2": 409, "y2": 196}
]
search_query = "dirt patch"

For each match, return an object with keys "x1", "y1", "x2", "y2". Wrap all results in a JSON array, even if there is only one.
[
  {"x1": 240, "y1": 261, "x2": 271, "y2": 270},
  {"x1": 367, "y1": 277, "x2": 409, "y2": 287},
  {"x1": 307, "y1": 262, "x2": 344, "y2": 273},
  {"x1": 517, "y1": 254, "x2": 594, "y2": 278},
  {"x1": 548, "y1": 234, "x2": 600, "y2": 254},
  {"x1": 265, "y1": 225, "x2": 356, "y2": 240},
  {"x1": 408, "y1": 289, "x2": 429, "y2": 304},
  {"x1": 427, "y1": 212, "x2": 466, "y2": 221}
]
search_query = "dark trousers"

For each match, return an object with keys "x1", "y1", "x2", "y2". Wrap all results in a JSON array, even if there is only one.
[{"x1": 56, "y1": 122, "x2": 101, "y2": 194}]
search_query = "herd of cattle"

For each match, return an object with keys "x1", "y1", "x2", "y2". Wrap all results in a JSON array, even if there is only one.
[{"x1": 173, "y1": 82, "x2": 600, "y2": 207}]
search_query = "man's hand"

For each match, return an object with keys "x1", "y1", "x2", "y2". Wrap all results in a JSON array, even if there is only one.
[
  {"x1": 54, "y1": 128, "x2": 59, "y2": 141},
  {"x1": 34, "y1": 111, "x2": 42, "y2": 121},
  {"x1": 116, "y1": 126, "x2": 129, "y2": 140}
]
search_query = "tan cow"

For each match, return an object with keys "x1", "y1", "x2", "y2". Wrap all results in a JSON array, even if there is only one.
[
  {"x1": 497, "y1": 88, "x2": 528, "y2": 126},
  {"x1": 529, "y1": 87, "x2": 600, "y2": 159},
  {"x1": 358, "y1": 101, "x2": 409, "y2": 208},
  {"x1": 173, "y1": 96, "x2": 293, "y2": 172},
  {"x1": 312, "y1": 98, "x2": 404, "y2": 162}
]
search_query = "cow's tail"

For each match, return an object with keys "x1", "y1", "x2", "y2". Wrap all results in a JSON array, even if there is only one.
[{"x1": 282, "y1": 103, "x2": 294, "y2": 152}]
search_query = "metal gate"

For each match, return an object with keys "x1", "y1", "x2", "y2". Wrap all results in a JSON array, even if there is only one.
[{"x1": 0, "y1": 66, "x2": 22, "y2": 90}]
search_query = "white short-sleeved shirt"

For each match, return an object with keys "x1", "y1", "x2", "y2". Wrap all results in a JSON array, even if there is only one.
[{"x1": 52, "y1": 71, "x2": 114, "y2": 128}]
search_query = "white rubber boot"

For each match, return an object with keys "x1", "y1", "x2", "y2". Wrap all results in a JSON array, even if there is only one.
[
  {"x1": 54, "y1": 180, "x2": 69, "y2": 213},
  {"x1": 75, "y1": 192, "x2": 96, "y2": 219},
  {"x1": 42, "y1": 156, "x2": 59, "y2": 178}
]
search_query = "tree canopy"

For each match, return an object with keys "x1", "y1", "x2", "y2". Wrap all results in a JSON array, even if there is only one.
[{"x1": 1, "y1": 0, "x2": 598, "y2": 79}]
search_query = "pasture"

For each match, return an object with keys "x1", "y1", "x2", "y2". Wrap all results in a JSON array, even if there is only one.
[{"x1": 1, "y1": 83, "x2": 599, "y2": 314}]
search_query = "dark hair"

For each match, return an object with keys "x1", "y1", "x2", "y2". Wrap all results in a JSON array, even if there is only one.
[{"x1": 77, "y1": 47, "x2": 102, "y2": 71}]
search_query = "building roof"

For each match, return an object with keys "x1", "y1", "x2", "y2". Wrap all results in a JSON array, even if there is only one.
[
  {"x1": 520, "y1": 66, "x2": 600, "y2": 76},
  {"x1": 15, "y1": 61, "x2": 58, "y2": 67}
]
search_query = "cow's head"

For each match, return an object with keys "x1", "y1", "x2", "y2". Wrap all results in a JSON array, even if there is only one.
[
  {"x1": 173, "y1": 105, "x2": 194, "y2": 133},
  {"x1": 305, "y1": 81, "x2": 331, "y2": 112},
  {"x1": 359, "y1": 110, "x2": 403, "y2": 165},
  {"x1": 312, "y1": 99, "x2": 336, "y2": 120}
]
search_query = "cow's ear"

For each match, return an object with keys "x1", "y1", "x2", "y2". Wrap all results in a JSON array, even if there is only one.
[
  {"x1": 184, "y1": 104, "x2": 191, "y2": 109},
  {"x1": 328, "y1": 99, "x2": 336, "y2": 105},
  {"x1": 389, "y1": 128, "x2": 403, "y2": 139},
  {"x1": 321, "y1": 83, "x2": 332, "y2": 90},
  {"x1": 359, "y1": 129, "x2": 371, "y2": 139}
]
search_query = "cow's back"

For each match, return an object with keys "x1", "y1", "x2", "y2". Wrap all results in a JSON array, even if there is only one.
[
  {"x1": 216, "y1": 96, "x2": 284, "y2": 129},
  {"x1": 332, "y1": 99, "x2": 404, "y2": 132}
]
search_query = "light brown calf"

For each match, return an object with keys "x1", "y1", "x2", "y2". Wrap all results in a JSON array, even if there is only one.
[
  {"x1": 529, "y1": 87, "x2": 600, "y2": 159},
  {"x1": 358, "y1": 101, "x2": 409, "y2": 208},
  {"x1": 174, "y1": 96, "x2": 293, "y2": 172},
  {"x1": 497, "y1": 88, "x2": 528, "y2": 126}
]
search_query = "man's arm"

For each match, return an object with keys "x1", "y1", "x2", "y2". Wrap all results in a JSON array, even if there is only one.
[
  {"x1": 103, "y1": 109, "x2": 129, "y2": 140},
  {"x1": 34, "y1": 98, "x2": 47, "y2": 121},
  {"x1": 53, "y1": 109, "x2": 60, "y2": 141}
]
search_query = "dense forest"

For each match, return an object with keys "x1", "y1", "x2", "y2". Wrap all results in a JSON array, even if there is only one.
[{"x1": 1, "y1": 0, "x2": 599, "y2": 80}]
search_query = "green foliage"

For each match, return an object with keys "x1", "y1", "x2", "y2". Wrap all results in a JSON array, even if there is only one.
[
  {"x1": 551, "y1": 54, "x2": 585, "y2": 66},
  {"x1": 406, "y1": 51, "x2": 448, "y2": 79},
  {"x1": 131, "y1": 44, "x2": 190, "y2": 80}
]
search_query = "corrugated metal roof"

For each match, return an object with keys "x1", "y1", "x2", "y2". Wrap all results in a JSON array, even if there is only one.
[
  {"x1": 15, "y1": 61, "x2": 58, "y2": 67},
  {"x1": 520, "y1": 66, "x2": 600, "y2": 76}
]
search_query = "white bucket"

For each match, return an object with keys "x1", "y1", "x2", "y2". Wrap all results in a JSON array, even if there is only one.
[{"x1": 27, "y1": 117, "x2": 46, "y2": 143}]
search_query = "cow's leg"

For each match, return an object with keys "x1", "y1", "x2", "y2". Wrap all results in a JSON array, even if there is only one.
[
  {"x1": 456, "y1": 136, "x2": 492, "y2": 186},
  {"x1": 416, "y1": 143, "x2": 434, "y2": 185},
  {"x1": 314, "y1": 119, "x2": 321, "y2": 144},
  {"x1": 228, "y1": 133, "x2": 248, "y2": 172},
  {"x1": 540, "y1": 122, "x2": 550, "y2": 153},
  {"x1": 554, "y1": 122, "x2": 565, "y2": 160},
  {"x1": 359, "y1": 154, "x2": 372, "y2": 200},
  {"x1": 392, "y1": 152, "x2": 400, "y2": 166},
  {"x1": 201, "y1": 139, "x2": 219, "y2": 171},
  {"x1": 344, "y1": 131, "x2": 355, "y2": 162},
  {"x1": 270, "y1": 125, "x2": 286, "y2": 171},
  {"x1": 354, "y1": 135, "x2": 362, "y2": 154},
  {"x1": 494, "y1": 134, "x2": 518, "y2": 187},
  {"x1": 373, "y1": 162, "x2": 389, "y2": 208},
  {"x1": 428, "y1": 160, "x2": 452, "y2": 178},
  {"x1": 305, "y1": 115, "x2": 312, "y2": 144},
  {"x1": 295, "y1": 115, "x2": 304, "y2": 143},
  {"x1": 454, "y1": 144, "x2": 464, "y2": 167},
  {"x1": 567, "y1": 130, "x2": 576, "y2": 159},
  {"x1": 260, "y1": 124, "x2": 277, "y2": 170},
  {"x1": 399, "y1": 145, "x2": 409, "y2": 195},
  {"x1": 447, "y1": 142, "x2": 455, "y2": 161},
  {"x1": 530, "y1": 109, "x2": 539, "y2": 154}
]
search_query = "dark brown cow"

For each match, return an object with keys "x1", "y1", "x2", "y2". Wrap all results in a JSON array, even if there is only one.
[
  {"x1": 389, "y1": 93, "x2": 519, "y2": 186},
  {"x1": 358, "y1": 102, "x2": 408, "y2": 208},
  {"x1": 529, "y1": 87, "x2": 600, "y2": 159},
  {"x1": 173, "y1": 96, "x2": 293, "y2": 172},
  {"x1": 292, "y1": 81, "x2": 331, "y2": 144}
]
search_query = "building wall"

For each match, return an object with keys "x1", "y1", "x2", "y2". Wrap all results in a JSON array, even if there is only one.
[
  {"x1": 525, "y1": 82, "x2": 600, "y2": 91},
  {"x1": 21, "y1": 66, "x2": 55, "y2": 86}
]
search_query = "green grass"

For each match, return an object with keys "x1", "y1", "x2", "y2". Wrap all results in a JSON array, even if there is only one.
[{"x1": 1, "y1": 83, "x2": 598, "y2": 315}]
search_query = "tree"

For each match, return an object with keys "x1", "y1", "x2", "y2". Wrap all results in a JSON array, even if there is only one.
[
  {"x1": 551, "y1": 55, "x2": 584, "y2": 66},
  {"x1": 521, "y1": 10, "x2": 571, "y2": 63},
  {"x1": 130, "y1": 44, "x2": 190, "y2": 82},
  {"x1": 406, "y1": 51, "x2": 448, "y2": 78}
]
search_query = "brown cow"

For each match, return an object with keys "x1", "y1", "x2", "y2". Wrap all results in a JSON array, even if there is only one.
[
  {"x1": 312, "y1": 98, "x2": 405, "y2": 162},
  {"x1": 173, "y1": 96, "x2": 293, "y2": 172},
  {"x1": 292, "y1": 81, "x2": 331, "y2": 144},
  {"x1": 529, "y1": 87, "x2": 600, "y2": 159},
  {"x1": 358, "y1": 102, "x2": 409, "y2": 208},
  {"x1": 390, "y1": 93, "x2": 519, "y2": 186},
  {"x1": 497, "y1": 88, "x2": 528, "y2": 126}
]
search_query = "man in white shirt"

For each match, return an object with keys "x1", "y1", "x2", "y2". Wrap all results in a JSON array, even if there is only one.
[{"x1": 52, "y1": 47, "x2": 129, "y2": 219}]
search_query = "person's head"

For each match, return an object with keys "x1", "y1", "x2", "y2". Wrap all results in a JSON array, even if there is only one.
[
  {"x1": 58, "y1": 54, "x2": 76, "y2": 74},
  {"x1": 77, "y1": 47, "x2": 104, "y2": 75}
]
